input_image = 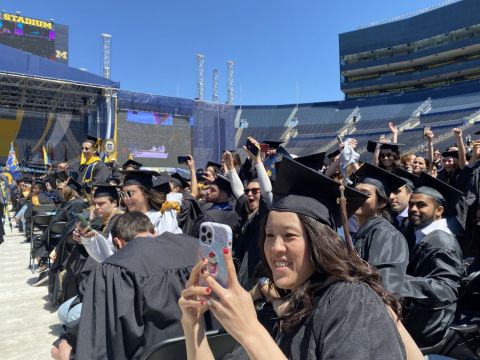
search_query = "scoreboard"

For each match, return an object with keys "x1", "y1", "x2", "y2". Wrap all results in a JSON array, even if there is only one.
[{"x1": 0, "y1": 12, "x2": 69, "y2": 64}]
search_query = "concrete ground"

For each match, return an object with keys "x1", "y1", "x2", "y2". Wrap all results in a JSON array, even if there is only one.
[{"x1": 0, "y1": 225, "x2": 59, "y2": 360}]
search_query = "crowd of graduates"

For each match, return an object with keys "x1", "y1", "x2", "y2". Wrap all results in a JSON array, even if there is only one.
[{"x1": 2, "y1": 125, "x2": 480, "y2": 359}]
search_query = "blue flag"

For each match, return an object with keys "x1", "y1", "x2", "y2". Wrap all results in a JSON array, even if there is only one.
[{"x1": 6, "y1": 142, "x2": 20, "y2": 180}]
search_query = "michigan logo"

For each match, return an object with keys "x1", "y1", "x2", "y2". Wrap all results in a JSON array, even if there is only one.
[{"x1": 56, "y1": 50, "x2": 68, "y2": 60}]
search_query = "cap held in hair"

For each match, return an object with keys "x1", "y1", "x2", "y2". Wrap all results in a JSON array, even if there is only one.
[
  {"x1": 355, "y1": 162, "x2": 406, "y2": 196},
  {"x1": 122, "y1": 170, "x2": 159, "y2": 188},
  {"x1": 92, "y1": 184, "x2": 120, "y2": 200},
  {"x1": 271, "y1": 157, "x2": 368, "y2": 229},
  {"x1": 367, "y1": 141, "x2": 403, "y2": 153}
]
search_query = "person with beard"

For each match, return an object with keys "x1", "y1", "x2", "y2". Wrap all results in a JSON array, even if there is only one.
[
  {"x1": 76, "y1": 136, "x2": 110, "y2": 188},
  {"x1": 353, "y1": 163, "x2": 410, "y2": 296},
  {"x1": 402, "y1": 176, "x2": 465, "y2": 348},
  {"x1": 390, "y1": 168, "x2": 421, "y2": 252}
]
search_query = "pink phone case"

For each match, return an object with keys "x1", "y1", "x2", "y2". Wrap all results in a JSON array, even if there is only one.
[{"x1": 198, "y1": 222, "x2": 232, "y2": 288}]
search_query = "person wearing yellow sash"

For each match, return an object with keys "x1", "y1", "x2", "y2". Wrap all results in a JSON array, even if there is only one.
[{"x1": 77, "y1": 136, "x2": 110, "y2": 188}]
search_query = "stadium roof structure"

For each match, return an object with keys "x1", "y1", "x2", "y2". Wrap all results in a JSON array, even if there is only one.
[{"x1": 0, "y1": 43, "x2": 119, "y2": 114}]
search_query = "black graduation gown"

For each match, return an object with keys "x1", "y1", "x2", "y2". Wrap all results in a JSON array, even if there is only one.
[
  {"x1": 354, "y1": 216, "x2": 409, "y2": 295},
  {"x1": 76, "y1": 233, "x2": 199, "y2": 360},
  {"x1": 177, "y1": 193, "x2": 203, "y2": 236},
  {"x1": 234, "y1": 195, "x2": 270, "y2": 290},
  {"x1": 393, "y1": 215, "x2": 416, "y2": 253},
  {"x1": 76, "y1": 159, "x2": 110, "y2": 186},
  {"x1": 402, "y1": 229, "x2": 464, "y2": 347},
  {"x1": 224, "y1": 282, "x2": 406, "y2": 360}
]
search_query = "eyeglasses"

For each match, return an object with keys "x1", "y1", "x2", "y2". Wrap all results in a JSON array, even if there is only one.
[
  {"x1": 119, "y1": 190, "x2": 134, "y2": 199},
  {"x1": 244, "y1": 188, "x2": 261, "y2": 195},
  {"x1": 380, "y1": 152, "x2": 394, "y2": 158},
  {"x1": 81, "y1": 147, "x2": 92, "y2": 151}
]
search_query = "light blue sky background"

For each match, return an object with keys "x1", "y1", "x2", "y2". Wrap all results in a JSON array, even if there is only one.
[{"x1": 7, "y1": 1, "x2": 445, "y2": 104}]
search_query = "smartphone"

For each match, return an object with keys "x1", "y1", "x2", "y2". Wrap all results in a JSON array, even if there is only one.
[
  {"x1": 246, "y1": 138, "x2": 260, "y2": 157},
  {"x1": 75, "y1": 213, "x2": 92, "y2": 231},
  {"x1": 423, "y1": 126, "x2": 431, "y2": 137},
  {"x1": 260, "y1": 143, "x2": 269, "y2": 153},
  {"x1": 198, "y1": 222, "x2": 233, "y2": 289},
  {"x1": 177, "y1": 156, "x2": 189, "y2": 165},
  {"x1": 336, "y1": 134, "x2": 343, "y2": 144}
]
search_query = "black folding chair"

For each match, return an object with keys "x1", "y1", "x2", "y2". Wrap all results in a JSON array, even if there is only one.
[
  {"x1": 28, "y1": 205, "x2": 57, "y2": 270},
  {"x1": 140, "y1": 329, "x2": 238, "y2": 360},
  {"x1": 46, "y1": 221, "x2": 67, "y2": 266}
]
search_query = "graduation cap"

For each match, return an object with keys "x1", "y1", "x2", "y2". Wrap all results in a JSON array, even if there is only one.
[
  {"x1": 272, "y1": 157, "x2": 368, "y2": 228},
  {"x1": 84, "y1": 135, "x2": 101, "y2": 149},
  {"x1": 355, "y1": 162, "x2": 406, "y2": 196},
  {"x1": 262, "y1": 140, "x2": 284, "y2": 150},
  {"x1": 474, "y1": 129, "x2": 480, "y2": 135},
  {"x1": 392, "y1": 167, "x2": 421, "y2": 191},
  {"x1": 367, "y1": 141, "x2": 403, "y2": 153},
  {"x1": 414, "y1": 171, "x2": 463, "y2": 214},
  {"x1": 65, "y1": 177, "x2": 84, "y2": 194},
  {"x1": 171, "y1": 172, "x2": 190, "y2": 189},
  {"x1": 213, "y1": 174, "x2": 233, "y2": 195},
  {"x1": 92, "y1": 184, "x2": 120, "y2": 199},
  {"x1": 121, "y1": 159, "x2": 143, "y2": 171},
  {"x1": 151, "y1": 171, "x2": 172, "y2": 194},
  {"x1": 122, "y1": 170, "x2": 158, "y2": 188},
  {"x1": 326, "y1": 149, "x2": 341, "y2": 160},
  {"x1": 441, "y1": 150, "x2": 459, "y2": 159},
  {"x1": 294, "y1": 152, "x2": 326, "y2": 171},
  {"x1": 206, "y1": 161, "x2": 222, "y2": 173}
]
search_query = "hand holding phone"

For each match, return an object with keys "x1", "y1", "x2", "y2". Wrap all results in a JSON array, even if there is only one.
[
  {"x1": 178, "y1": 156, "x2": 189, "y2": 165},
  {"x1": 75, "y1": 213, "x2": 92, "y2": 232},
  {"x1": 245, "y1": 138, "x2": 260, "y2": 157},
  {"x1": 198, "y1": 222, "x2": 232, "y2": 289}
]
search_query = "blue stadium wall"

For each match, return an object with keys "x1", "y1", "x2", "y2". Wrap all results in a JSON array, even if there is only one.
[{"x1": 339, "y1": 0, "x2": 480, "y2": 97}]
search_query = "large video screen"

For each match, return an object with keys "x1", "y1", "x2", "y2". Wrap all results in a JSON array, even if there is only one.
[
  {"x1": 0, "y1": 13, "x2": 68, "y2": 64},
  {"x1": 117, "y1": 110, "x2": 193, "y2": 168}
]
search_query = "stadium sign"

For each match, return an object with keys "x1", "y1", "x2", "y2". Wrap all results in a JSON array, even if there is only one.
[{"x1": 2, "y1": 13, "x2": 53, "y2": 30}]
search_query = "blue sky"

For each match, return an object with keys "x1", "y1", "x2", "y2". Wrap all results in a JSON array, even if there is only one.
[{"x1": 6, "y1": 0, "x2": 444, "y2": 105}]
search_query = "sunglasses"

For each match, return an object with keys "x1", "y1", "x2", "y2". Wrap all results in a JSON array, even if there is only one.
[
  {"x1": 244, "y1": 188, "x2": 261, "y2": 195},
  {"x1": 81, "y1": 147, "x2": 92, "y2": 151},
  {"x1": 119, "y1": 190, "x2": 134, "y2": 199},
  {"x1": 380, "y1": 152, "x2": 394, "y2": 158}
]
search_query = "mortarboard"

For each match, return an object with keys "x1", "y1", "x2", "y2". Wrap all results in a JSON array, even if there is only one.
[
  {"x1": 414, "y1": 171, "x2": 463, "y2": 214},
  {"x1": 93, "y1": 184, "x2": 120, "y2": 200},
  {"x1": 272, "y1": 157, "x2": 368, "y2": 228},
  {"x1": 122, "y1": 170, "x2": 158, "y2": 188},
  {"x1": 355, "y1": 162, "x2": 406, "y2": 196},
  {"x1": 171, "y1": 172, "x2": 190, "y2": 189},
  {"x1": 474, "y1": 129, "x2": 480, "y2": 135},
  {"x1": 263, "y1": 140, "x2": 284, "y2": 150},
  {"x1": 84, "y1": 135, "x2": 101, "y2": 149},
  {"x1": 121, "y1": 159, "x2": 143, "y2": 171},
  {"x1": 152, "y1": 171, "x2": 172, "y2": 193},
  {"x1": 367, "y1": 141, "x2": 403, "y2": 153},
  {"x1": 326, "y1": 149, "x2": 341, "y2": 160},
  {"x1": 294, "y1": 152, "x2": 326, "y2": 171},
  {"x1": 392, "y1": 167, "x2": 421, "y2": 191},
  {"x1": 441, "y1": 150, "x2": 459, "y2": 159},
  {"x1": 65, "y1": 177, "x2": 84, "y2": 194},
  {"x1": 206, "y1": 161, "x2": 222, "y2": 173},
  {"x1": 213, "y1": 174, "x2": 233, "y2": 195}
]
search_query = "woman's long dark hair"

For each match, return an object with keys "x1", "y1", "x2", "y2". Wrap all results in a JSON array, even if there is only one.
[
  {"x1": 260, "y1": 213, "x2": 401, "y2": 332},
  {"x1": 140, "y1": 186, "x2": 166, "y2": 211},
  {"x1": 378, "y1": 150, "x2": 400, "y2": 171}
]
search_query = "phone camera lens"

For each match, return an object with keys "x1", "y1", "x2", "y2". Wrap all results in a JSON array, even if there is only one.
[
  {"x1": 207, "y1": 232, "x2": 212, "y2": 238},
  {"x1": 201, "y1": 235, "x2": 206, "y2": 242},
  {"x1": 201, "y1": 227, "x2": 206, "y2": 233}
]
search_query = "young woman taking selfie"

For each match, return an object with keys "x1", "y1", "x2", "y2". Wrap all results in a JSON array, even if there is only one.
[{"x1": 179, "y1": 158, "x2": 423, "y2": 360}]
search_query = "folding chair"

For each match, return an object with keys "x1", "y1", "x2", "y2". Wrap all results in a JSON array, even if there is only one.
[{"x1": 140, "y1": 329, "x2": 238, "y2": 360}]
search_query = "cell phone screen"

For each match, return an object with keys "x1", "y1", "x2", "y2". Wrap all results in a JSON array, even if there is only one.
[
  {"x1": 177, "y1": 156, "x2": 189, "y2": 164},
  {"x1": 246, "y1": 139, "x2": 259, "y2": 156}
]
